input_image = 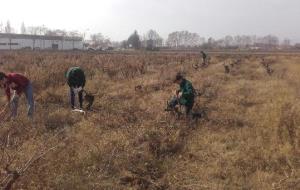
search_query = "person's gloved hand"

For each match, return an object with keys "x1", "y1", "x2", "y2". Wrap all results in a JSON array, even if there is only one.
[
  {"x1": 11, "y1": 92, "x2": 19, "y2": 103},
  {"x1": 73, "y1": 87, "x2": 83, "y2": 94},
  {"x1": 178, "y1": 92, "x2": 183, "y2": 98}
]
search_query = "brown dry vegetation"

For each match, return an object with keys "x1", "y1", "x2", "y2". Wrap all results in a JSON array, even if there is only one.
[{"x1": 0, "y1": 51, "x2": 300, "y2": 190}]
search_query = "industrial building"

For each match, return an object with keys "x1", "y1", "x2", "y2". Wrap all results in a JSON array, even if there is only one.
[{"x1": 0, "y1": 33, "x2": 83, "y2": 50}]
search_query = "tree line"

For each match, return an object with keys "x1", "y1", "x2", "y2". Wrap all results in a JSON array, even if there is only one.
[
  {"x1": 122, "y1": 30, "x2": 291, "y2": 50},
  {"x1": 0, "y1": 20, "x2": 294, "y2": 50},
  {"x1": 0, "y1": 21, "x2": 83, "y2": 38}
]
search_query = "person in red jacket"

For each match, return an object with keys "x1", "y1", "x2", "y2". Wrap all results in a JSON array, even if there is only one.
[{"x1": 0, "y1": 72, "x2": 34, "y2": 119}]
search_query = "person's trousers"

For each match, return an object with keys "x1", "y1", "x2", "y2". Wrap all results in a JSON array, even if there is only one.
[
  {"x1": 70, "y1": 88, "x2": 83, "y2": 109},
  {"x1": 11, "y1": 83, "x2": 34, "y2": 118}
]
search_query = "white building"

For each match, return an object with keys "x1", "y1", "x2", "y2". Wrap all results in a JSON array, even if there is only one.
[{"x1": 0, "y1": 33, "x2": 83, "y2": 50}]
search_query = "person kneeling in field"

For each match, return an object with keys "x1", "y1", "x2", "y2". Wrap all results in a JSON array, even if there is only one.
[
  {"x1": 65, "y1": 67, "x2": 86, "y2": 110},
  {"x1": 166, "y1": 73, "x2": 195, "y2": 117},
  {"x1": 0, "y1": 72, "x2": 34, "y2": 119}
]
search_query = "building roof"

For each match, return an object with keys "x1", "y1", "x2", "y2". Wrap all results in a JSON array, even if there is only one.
[{"x1": 0, "y1": 33, "x2": 83, "y2": 41}]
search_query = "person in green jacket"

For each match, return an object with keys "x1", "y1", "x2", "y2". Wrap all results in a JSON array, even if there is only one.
[
  {"x1": 167, "y1": 73, "x2": 195, "y2": 116},
  {"x1": 65, "y1": 67, "x2": 86, "y2": 110}
]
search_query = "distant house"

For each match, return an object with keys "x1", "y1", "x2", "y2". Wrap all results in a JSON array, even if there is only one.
[{"x1": 0, "y1": 33, "x2": 83, "y2": 50}]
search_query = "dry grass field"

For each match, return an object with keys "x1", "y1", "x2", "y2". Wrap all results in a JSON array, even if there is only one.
[{"x1": 0, "y1": 51, "x2": 300, "y2": 190}]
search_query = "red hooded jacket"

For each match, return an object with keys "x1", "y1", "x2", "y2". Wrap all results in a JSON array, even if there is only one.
[{"x1": 3, "y1": 73, "x2": 30, "y2": 101}]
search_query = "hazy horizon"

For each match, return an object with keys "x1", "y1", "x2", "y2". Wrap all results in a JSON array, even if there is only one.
[{"x1": 0, "y1": 0, "x2": 299, "y2": 42}]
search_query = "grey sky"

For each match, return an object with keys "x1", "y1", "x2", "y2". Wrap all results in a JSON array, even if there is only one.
[{"x1": 0, "y1": 0, "x2": 299, "y2": 42}]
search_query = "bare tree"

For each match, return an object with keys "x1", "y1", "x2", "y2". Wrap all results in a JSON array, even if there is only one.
[
  {"x1": 27, "y1": 26, "x2": 48, "y2": 35},
  {"x1": 144, "y1": 29, "x2": 163, "y2": 48},
  {"x1": 207, "y1": 37, "x2": 216, "y2": 48},
  {"x1": 5, "y1": 21, "x2": 12, "y2": 33},
  {"x1": 38, "y1": 25, "x2": 48, "y2": 35},
  {"x1": 68, "y1": 30, "x2": 81, "y2": 37},
  {"x1": 90, "y1": 33, "x2": 104, "y2": 42},
  {"x1": 224, "y1": 35, "x2": 234, "y2": 47},
  {"x1": 263, "y1": 35, "x2": 279, "y2": 46},
  {"x1": 166, "y1": 32, "x2": 180, "y2": 48},
  {"x1": 45, "y1": 29, "x2": 67, "y2": 36},
  {"x1": 27, "y1": 27, "x2": 39, "y2": 35},
  {"x1": 282, "y1": 38, "x2": 291, "y2": 48},
  {"x1": 20, "y1": 22, "x2": 26, "y2": 34},
  {"x1": 0, "y1": 22, "x2": 4, "y2": 33},
  {"x1": 166, "y1": 31, "x2": 201, "y2": 48},
  {"x1": 90, "y1": 33, "x2": 111, "y2": 49}
]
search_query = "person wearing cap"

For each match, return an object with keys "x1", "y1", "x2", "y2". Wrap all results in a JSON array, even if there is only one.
[
  {"x1": 167, "y1": 73, "x2": 195, "y2": 116},
  {"x1": 65, "y1": 67, "x2": 86, "y2": 110},
  {"x1": 201, "y1": 51, "x2": 207, "y2": 66},
  {"x1": 0, "y1": 72, "x2": 34, "y2": 119}
]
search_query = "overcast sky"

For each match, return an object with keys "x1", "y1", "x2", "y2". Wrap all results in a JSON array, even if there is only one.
[{"x1": 0, "y1": 0, "x2": 299, "y2": 42}]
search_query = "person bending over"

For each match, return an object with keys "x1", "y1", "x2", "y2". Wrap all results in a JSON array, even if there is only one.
[
  {"x1": 65, "y1": 67, "x2": 86, "y2": 110},
  {"x1": 0, "y1": 72, "x2": 34, "y2": 119}
]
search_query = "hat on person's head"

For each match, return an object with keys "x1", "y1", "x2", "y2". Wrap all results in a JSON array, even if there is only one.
[{"x1": 173, "y1": 72, "x2": 183, "y2": 83}]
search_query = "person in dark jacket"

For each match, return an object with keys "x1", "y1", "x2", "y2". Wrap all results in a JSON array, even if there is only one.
[
  {"x1": 201, "y1": 51, "x2": 207, "y2": 66},
  {"x1": 65, "y1": 67, "x2": 86, "y2": 110},
  {"x1": 0, "y1": 72, "x2": 34, "y2": 118},
  {"x1": 167, "y1": 73, "x2": 195, "y2": 116}
]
